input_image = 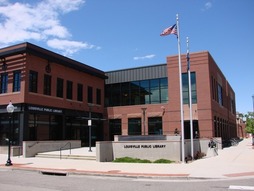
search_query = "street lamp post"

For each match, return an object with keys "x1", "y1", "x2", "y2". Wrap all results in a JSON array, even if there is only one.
[
  {"x1": 88, "y1": 105, "x2": 92, "y2": 152},
  {"x1": 6, "y1": 101, "x2": 14, "y2": 166}
]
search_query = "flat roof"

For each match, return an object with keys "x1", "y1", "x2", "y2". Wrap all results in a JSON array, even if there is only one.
[{"x1": 0, "y1": 42, "x2": 107, "y2": 79}]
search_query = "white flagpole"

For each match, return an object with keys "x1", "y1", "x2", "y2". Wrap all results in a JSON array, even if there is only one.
[
  {"x1": 187, "y1": 37, "x2": 194, "y2": 160},
  {"x1": 176, "y1": 14, "x2": 185, "y2": 163}
]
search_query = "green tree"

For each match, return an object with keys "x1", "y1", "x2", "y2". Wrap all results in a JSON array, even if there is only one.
[{"x1": 245, "y1": 112, "x2": 254, "y2": 145}]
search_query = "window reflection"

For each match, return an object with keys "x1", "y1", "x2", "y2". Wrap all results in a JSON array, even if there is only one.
[{"x1": 105, "y1": 78, "x2": 168, "y2": 106}]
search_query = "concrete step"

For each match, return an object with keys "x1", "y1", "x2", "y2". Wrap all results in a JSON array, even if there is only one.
[{"x1": 35, "y1": 153, "x2": 96, "y2": 160}]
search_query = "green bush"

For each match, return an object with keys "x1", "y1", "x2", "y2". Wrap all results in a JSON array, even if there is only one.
[
  {"x1": 153, "y1": 159, "x2": 174, "y2": 163},
  {"x1": 113, "y1": 157, "x2": 174, "y2": 164},
  {"x1": 113, "y1": 157, "x2": 151, "y2": 163}
]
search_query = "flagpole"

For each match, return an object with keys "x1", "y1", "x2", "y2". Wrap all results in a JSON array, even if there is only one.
[
  {"x1": 176, "y1": 14, "x2": 185, "y2": 163},
  {"x1": 187, "y1": 37, "x2": 194, "y2": 160}
]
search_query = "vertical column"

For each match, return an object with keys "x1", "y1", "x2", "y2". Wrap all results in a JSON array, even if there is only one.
[{"x1": 141, "y1": 108, "x2": 147, "y2": 135}]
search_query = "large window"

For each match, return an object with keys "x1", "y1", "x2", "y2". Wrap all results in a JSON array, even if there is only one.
[
  {"x1": 109, "y1": 119, "x2": 122, "y2": 141},
  {"x1": 28, "y1": 114, "x2": 63, "y2": 141},
  {"x1": 128, "y1": 118, "x2": 141, "y2": 135},
  {"x1": 160, "y1": 78, "x2": 168, "y2": 103},
  {"x1": 77, "y1": 83, "x2": 83, "y2": 101},
  {"x1": 29, "y1": 70, "x2": 38, "y2": 93},
  {"x1": 140, "y1": 80, "x2": 150, "y2": 104},
  {"x1": 44, "y1": 74, "x2": 51, "y2": 95},
  {"x1": 148, "y1": 117, "x2": 162, "y2": 135},
  {"x1": 0, "y1": 113, "x2": 19, "y2": 145},
  {"x1": 105, "y1": 78, "x2": 168, "y2": 107},
  {"x1": 88, "y1": 86, "x2": 93, "y2": 103},
  {"x1": 96, "y1": 88, "x2": 101, "y2": 105},
  {"x1": 218, "y1": 84, "x2": 223, "y2": 106},
  {"x1": 182, "y1": 72, "x2": 197, "y2": 104},
  {"x1": 150, "y1": 79, "x2": 160, "y2": 103},
  {"x1": 13, "y1": 70, "x2": 21, "y2": 92},
  {"x1": 66, "y1": 80, "x2": 73, "y2": 99},
  {"x1": 0, "y1": 73, "x2": 8, "y2": 93},
  {"x1": 56, "y1": 78, "x2": 64, "y2": 98},
  {"x1": 130, "y1": 81, "x2": 141, "y2": 105},
  {"x1": 105, "y1": 83, "x2": 121, "y2": 106}
]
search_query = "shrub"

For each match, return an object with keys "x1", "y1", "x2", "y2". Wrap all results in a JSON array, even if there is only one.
[
  {"x1": 113, "y1": 157, "x2": 174, "y2": 164},
  {"x1": 113, "y1": 157, "x2": 151, "y2": 163},
  {"x1": 153, "y1": 159, "x2": 174, "y2": 163}
]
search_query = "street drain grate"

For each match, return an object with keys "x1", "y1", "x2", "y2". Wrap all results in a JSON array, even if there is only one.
[{"x1": 40, "y1": 171, "x2": 67, "y2": 176}]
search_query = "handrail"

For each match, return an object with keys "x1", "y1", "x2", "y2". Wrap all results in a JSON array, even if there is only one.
[
  {"x1": 28, "y1": 141, "x2": 39, "y2": 148},
  {"x1": 60, "y1": 142, "x2": 71, "y2": 160}
]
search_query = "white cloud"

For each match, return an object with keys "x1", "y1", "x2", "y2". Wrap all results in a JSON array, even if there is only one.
[
  {"x1": 133, "y1": 54, "x2": 155, "y2": 60},
  {"x1": 0, "y1": 0, "x2": 97, "y2": 56},
  {"x1": 205, "y1": 2, "x2": 212, "y2": 9},
  {"x1": 47, "y1": 39, "x2": 95, "y2": 55},
  {"x1": 48, "y1": 0, "x2": 85, "y2": 13},
  {"x1": 202, "y1": 2, "x2": 212, "y2": 11}
]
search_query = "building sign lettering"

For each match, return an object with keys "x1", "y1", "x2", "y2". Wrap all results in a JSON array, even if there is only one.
[
  {"x1": 28, "y1": 106, "x2": 62, "y2": 114},
  {"x1": 124, "y1": 144, "x2": 166, "y2": 149}
]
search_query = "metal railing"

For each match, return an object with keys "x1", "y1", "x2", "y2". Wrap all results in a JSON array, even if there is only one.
[
  {"x1": 28, "y1": 141, "x2": 39, "y2": 148},
  {"x1": 60, "y1": 142, "x2": 71, "y2": 160}
]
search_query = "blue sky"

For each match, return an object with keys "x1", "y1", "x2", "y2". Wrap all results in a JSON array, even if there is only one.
[{"x1": 0, "y1": 0, "x2": 253, "y2": 114}]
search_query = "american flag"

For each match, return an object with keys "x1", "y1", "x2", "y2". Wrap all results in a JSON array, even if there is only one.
[{"x1": 160, "y1": 24, "x2": 177, "y2": 36}]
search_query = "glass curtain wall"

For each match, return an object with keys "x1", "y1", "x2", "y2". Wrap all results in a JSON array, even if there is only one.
[
  {"x1": 28, "y1": 113, "x2": 63, "y2": 141},
  {"x1": 0, "y1": 113, "x2": 19, "y2": 146},
  {"x1": 105, "y1": 78, "x2": 168, "y2": 107}
]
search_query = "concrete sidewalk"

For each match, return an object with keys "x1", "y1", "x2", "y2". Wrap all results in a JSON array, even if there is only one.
[{"x1": 0, "y1": 138, "x2": 254, "y2": 179}]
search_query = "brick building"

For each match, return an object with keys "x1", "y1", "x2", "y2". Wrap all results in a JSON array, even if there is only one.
[
  {"x1": 0, "y1": 43, "x2": 237, "y2": 148},
  {"x1": 0, "y1": 42, "x2": 107, "y2": 147},
  {"x1": 105, "y1": 51, "x2": 237, "y2": 141}
]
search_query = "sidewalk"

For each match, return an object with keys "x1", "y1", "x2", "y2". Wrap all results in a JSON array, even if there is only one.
[{"x1": 0, "y1": 138, "x2": 254, "y2": 179}]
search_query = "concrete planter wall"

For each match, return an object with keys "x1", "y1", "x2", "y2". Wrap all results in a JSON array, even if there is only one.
[
  {"x1": 23, "y1": 140, "x2": 81, "y2": 157},
  {"x1": 96, "y1": 137, "x2": 222, "y2": 162}
]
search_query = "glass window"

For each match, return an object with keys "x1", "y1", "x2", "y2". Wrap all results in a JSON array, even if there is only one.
[
  {"x1": 218, "y1": 84, "x2": 223, "y2": 106},
  {"x1": 66, "y1": 80, "x2": 73, "y2": 99},
  {"x1": 148, "y1": 117, "x2": 162, "y2": 135},
  {"x1": 121, "y1": 82, "x2": 130, "y2": 105},
  {"x1": 105, "y1": 77, "x2": 168, "y2": 107},
  {"x1": 109, "y1": 119, "x2": 122, "y2": 141},
  {"x1": 160, "y1": 78, "x2": 168, "y2": 103},
  {"x1": 29, "y1": 70, "x2": 38, "y2": 93},
  {"x1": 231, "y1": 99, "x2": 235, "y2": 114},
  {"x1": 128, "y1": 118, "x2": 141, "y2": 135},
  {"x1": 150, "y1": 79, "x2": 160, "y2": 104},
  {"x1": 182, "y1": 72, "x2": 197, "y2": 104},
  {"x1": 88, "y1": 86, "x2": 93, "y2": 103},
  {"x1": 140, "y1": 80, "x2": 150, "y2": 104},
  {"x1": 56, "y1": 78, "x2": 64, "y2": 98},
  {"x1": 96, "y1": 88, "x2": 101, "y2": 105},
  {"x1": 44, "y1": 74, "x2": 51, "y2": 95},
  {"x1": 0, "y1": 73, "x2": 8, "y2": 93},
  {"x1": 77, "y1": 83, "x2": 83, "y2": 101},
  {"x1": 130, "y1": 81, "x2": 140, "y2": 105},
  {"x1": 13, "y1": 70, "x2": 21, "y2": 92},
  {"x1": 109, "y1": 84, "x2": 121, "y2": 106}
]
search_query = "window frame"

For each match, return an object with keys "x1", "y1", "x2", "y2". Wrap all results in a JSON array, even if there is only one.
[
  {"x1": 0, "y1": 73, "x2": 8, "y2": 93},
  {"x1": 13, "y1": 70, "x2": 21, "y2": 92},
  {"x1": 29, "y1": 70, "x2": 38, "y2": 93},
  {"x1": 43, "y1": 74, "x2": 51, "y2": 95}
]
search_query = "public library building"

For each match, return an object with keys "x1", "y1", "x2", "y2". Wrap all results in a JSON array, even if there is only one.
[{"x1": 0, "y1": 42, "x2": 237, "y2": 149}]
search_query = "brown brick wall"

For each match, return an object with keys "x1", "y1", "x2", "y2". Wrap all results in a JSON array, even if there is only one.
[{"x1": 106, "y1": 51, "x2": 236, "y2": 139}]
